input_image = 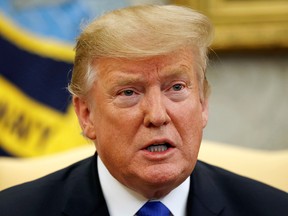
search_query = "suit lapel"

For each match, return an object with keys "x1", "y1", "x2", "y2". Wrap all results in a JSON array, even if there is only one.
[
  {"x1": 60, "y1": 157, "x2": 225, "y2": 216},
  {"x1": 62, "y1": 154, "x2": 110, "y2": 216},
  {"x1": 186, "y1": 161, "x2": 225, "y2": 216}
]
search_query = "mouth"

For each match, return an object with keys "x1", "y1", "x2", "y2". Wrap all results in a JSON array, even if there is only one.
[{"x1": 146, "y1": 142, "x2": 173, "y2": 153}]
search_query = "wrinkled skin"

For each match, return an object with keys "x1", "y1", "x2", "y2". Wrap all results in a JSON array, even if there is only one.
[{"x1": 74, "y1": 48, "x2": 208, "y2": 199}]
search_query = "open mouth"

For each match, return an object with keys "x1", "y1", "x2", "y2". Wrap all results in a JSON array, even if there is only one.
[{"x1": 146, "y1": 143, "x2": 172, "y2": 152}]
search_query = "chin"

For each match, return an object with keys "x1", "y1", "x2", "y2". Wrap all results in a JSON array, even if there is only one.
[
  {"x1": 139, "y1": 173, "x2": 186, "y2": 199},
  {"x1": 144, "y1": 165, "x2": 188, "y2": 188}
]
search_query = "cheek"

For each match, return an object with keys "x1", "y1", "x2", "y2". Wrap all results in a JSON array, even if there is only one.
[
  {"x1": 93, "y1": 112, "x2": 138, "y2": 161},
  {"x1": 173, "y1": 102, "x2": 203, "y2": 148},
  {"x1": 174, "y1": 99, "x2": 203, "y2": 127}
]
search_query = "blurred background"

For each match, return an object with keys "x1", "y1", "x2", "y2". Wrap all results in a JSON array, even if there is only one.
[{"x1": 0, "y1": 0, "x2": 287, "y2": 157}]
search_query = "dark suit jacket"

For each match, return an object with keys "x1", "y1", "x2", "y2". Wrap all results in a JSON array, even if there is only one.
[{"x1": 0, "y1": 155, "x2": 287, "y2": 216}]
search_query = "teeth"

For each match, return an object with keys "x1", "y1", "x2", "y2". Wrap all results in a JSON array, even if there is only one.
[{"x1": 147, "y1": 144, "x2": 168, "y2": 152}]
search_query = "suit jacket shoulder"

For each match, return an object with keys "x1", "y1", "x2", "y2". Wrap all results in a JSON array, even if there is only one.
[
  {"x1": 188, "y1": 161, "x2": 288, "y2": 216},
  {"x1": 0, "y1": 156, "x2": 110, "y2": 216}
]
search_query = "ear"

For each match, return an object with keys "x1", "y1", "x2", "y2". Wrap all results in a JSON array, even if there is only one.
[
  {"x1": 73, "y1": 96, "x2": 96, "y2": 140},
  {"x1": 201, "y1": 98, "x2": 209, "y2": 128}
]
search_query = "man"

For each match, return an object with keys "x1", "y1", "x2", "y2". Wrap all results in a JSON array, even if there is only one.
[{"x1": 0, "y1": 5, "x2": 287, "y2": 216}]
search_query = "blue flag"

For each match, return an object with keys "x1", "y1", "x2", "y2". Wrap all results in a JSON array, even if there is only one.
[{"x1": 0, "y1": 0, "x2": 129, "y2": 157}]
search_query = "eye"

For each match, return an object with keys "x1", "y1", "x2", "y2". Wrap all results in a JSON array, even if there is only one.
[
  {"x1": 171, "y1": 83, "x2": 185, "y2": 91},
  {"x1": 114, "y1": 88, "x2": 140, "y2": 108},
  {"x1": 165, "y1": 82, "x2": 190, "y2": 102},
  {"x1": 117, "y1": 88, "x2": 140, "y2": 97},
  {"x1": 120, "y1": 89, "x2": 135, "y2": 96}
]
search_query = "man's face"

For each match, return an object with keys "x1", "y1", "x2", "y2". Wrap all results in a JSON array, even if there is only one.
[{"x1": 74, "y1": 49, "x2": 208, "y2": 199}]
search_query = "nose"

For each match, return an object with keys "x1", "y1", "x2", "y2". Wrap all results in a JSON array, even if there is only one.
[{"x1": 142, "y1": 88, "x2": 171, "y2": 127}]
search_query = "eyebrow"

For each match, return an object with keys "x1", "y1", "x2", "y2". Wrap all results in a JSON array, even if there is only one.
[
  {"x1": 153, "y1": 64, "x2": 194, "y2": 85},
  {"x1": 109, "y1": 74, "x2": 144, "y2": 87},
  {"x1": 107, "y1": 65, "x2": 193, "y2": 87},
  {"x1": 162, "y1": 68, "x2": 193, "y2": 79}
]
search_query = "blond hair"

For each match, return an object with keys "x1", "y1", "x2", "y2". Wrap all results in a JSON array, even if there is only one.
[{"x1": 68, "y1": 4, "x2": 214, "y2": 100}]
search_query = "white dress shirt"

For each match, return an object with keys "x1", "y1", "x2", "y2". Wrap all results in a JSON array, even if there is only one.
[{"x1": 98, "y1": 156, "x2": 190, "y2": 216}]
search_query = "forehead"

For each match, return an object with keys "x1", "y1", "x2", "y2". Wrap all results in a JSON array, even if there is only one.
[{"x1": 93, "y1": 49, "x2": 196, "y2": 81}]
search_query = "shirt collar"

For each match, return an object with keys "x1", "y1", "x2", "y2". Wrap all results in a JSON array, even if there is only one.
[{"x1": 98, "y1": 156, "x2": 190, "y2": 216}]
